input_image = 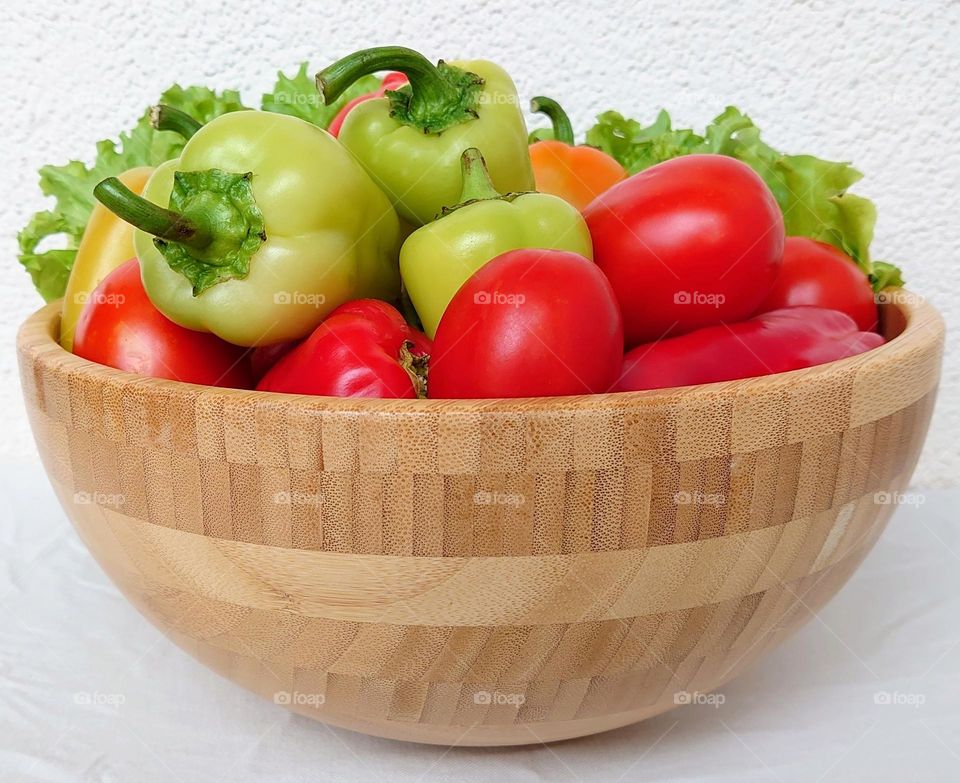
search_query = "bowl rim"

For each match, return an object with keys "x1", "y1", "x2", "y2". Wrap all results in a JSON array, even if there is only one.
[{"x1": 17, "y1": 291, "x2": 944, "y2": 412}]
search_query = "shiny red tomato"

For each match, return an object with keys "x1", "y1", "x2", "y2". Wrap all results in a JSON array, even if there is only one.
[
  {"x1": 755, "y1": 236, "x2": 878, "y2": 331},
  {"x1": 584, "y1": 154, "x2": 784, "y2": 347},
  {"x1": 429, "y1": 249, "x2": 623, "y2": 398},
  {"x1": 73, "y1": 258, "x2": 252, "y2": 388}
]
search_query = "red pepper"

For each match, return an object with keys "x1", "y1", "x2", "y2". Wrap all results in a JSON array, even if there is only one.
[
  {"x1": 614, "y1": 307, "x2": 884, "y2": 392},
  {"x1": 256, "y1": 299, "x2": 430, "y2": 398},
  {"x1": 327, "y1": 72, "x2": 408, "y2": 137}
]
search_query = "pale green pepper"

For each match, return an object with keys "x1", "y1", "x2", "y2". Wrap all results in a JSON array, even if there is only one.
[
  {"x1": 400, "y1": 148, "x2": 593, "y2": 337},
  {"x1": 317, "y1": 46, "x2": 535, "y2": 226},
  {"x1": 93, "y1": 110, "x2": 401, "y2": 346}
]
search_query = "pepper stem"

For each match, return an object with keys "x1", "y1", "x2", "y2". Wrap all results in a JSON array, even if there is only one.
[
  {"x1": 457, "y1": 148, "x2": 502, "y2": 203},
  {"x1": 151, "y1": 104, "x2": 203, "y2": 139},
  {"x1": 316, "y1": 46, "x2": 484, "y2": 134},
  {"x1": 93, "y1": 177, "x2": 212, "y2": 249},
  {"x1": 398, "y1": 341, "x2": 429, "y2": 399},
  {"x1": 530, "y1": 96, "x2": 575, "y2": 145},
  {"x1": 318, "y1": 46, "x2": 457, "y2": 104}
]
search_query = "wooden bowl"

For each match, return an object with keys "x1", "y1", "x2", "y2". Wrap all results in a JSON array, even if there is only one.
[{"x1": 17, "y1": 292, "x2": 943, "y2": 746}]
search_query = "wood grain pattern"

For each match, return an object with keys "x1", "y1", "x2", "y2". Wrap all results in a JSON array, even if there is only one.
[{"x1": 17, "y1": 293, "x2": 943, "y2": 745}]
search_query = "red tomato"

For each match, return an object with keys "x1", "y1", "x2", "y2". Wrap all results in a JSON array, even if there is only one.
[
  {"x1": 584, "y1": 154, "x2": 784, "y2": 347},
  {"x1": 73, "y1": 258, "x2": 252, "y2": 388},
  {"x1": 429, "y1": 249, "x2": 623, "y2": 398},
  {"x1": 755, "y1": 236, "x2": 878, "y2": 331}
]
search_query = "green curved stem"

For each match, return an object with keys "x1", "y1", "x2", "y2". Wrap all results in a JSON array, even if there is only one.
[
  {"x1": 93, "y1": 177, "x2": 212, "y2": 249},
  {"x1": 317, "y1": 46, "x2": 459, "y2": 107},
  {"x1": 151, "y1": 104, "x2": 203, "y2": 139},
  {"x1": 530, "y1": 96, "x2": 575, "y2": 145},
  {"x1": 457, "y1": 148, "x2": 501, "y2": 203}
]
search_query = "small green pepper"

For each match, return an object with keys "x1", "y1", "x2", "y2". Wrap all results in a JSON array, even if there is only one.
[
  {"x1": 317, "y1": 46, "x2": 535, "y2": 226},
  {"x1": 94, "y1": 110, "x2": 401, "y2": 347},
  {"x1": 400, "y1": 148, "x2": 593, "y2": 337}
]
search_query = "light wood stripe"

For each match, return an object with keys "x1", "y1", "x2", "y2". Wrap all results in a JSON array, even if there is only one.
[{"x1": 62, "y1": 479, "x2": 896, "y2": 626}]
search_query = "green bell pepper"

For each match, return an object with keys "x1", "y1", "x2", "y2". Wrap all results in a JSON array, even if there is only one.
[
  {"x1": 93, "y1": 110, "x2": 401, "y2": 347},
  {"x1": 400, "y1": 148, "x2": 593, "y2": 337},
  {"x1": 317, "y1": 46, "x2": 535, "y2": 227}
]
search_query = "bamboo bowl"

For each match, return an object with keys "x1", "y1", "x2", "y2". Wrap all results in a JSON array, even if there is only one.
[{"x1": 17, "y1": 292, "x2": 943, "y2": 746}]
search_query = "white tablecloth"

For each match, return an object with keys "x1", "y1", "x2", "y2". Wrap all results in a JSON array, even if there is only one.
[{"x1": 2, "y1": 461, "x2": 958, "y2": 782}]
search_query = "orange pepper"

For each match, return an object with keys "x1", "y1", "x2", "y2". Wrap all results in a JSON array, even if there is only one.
[{"x1": 528, "y1": 96, "x2": 626, "y2": 212}]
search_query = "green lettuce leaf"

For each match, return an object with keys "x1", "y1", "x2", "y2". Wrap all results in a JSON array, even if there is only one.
[
  {"x1": 157, "y1": 84, "x2": 246, "y2": 123},
  {"x1": 261, "y1": 63, "x2": 380, "y2": 129},
  {"x1": 870, "y1": 261, "x2": 905, "y2": 291},
  {"x1": 585, "y1": 109, "x2": 707, "y2": 172},
  {"x1": 585, "y1": 106, "x2": 902, "y2": 287},
  {"x1": 18, "y1": 85, "x2": 248, "y2": 302},
  {"x1": 17, "y1": 212, "x2": 76, "y2": 302}
]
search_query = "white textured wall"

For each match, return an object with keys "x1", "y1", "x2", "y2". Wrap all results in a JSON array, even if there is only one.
[{"x1": 1, "y1": 0, "x2": 957, "y2": 483}]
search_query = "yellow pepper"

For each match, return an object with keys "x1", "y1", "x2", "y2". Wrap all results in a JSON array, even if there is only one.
[{"x1": 60, "y1": 166, "x2": 153, "y2": 350}]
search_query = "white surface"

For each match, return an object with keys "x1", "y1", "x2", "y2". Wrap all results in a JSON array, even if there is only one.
[
  {"x1": 2, "y1": 462, "x2": 959, "y2": 781},
  {"x1": 0, "y1": 0, "x2": 957, "y2": 483}
]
